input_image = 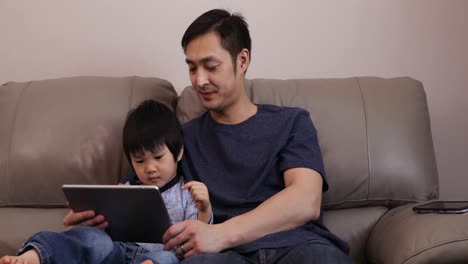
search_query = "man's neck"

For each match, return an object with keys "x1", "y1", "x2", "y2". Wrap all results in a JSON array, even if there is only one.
[{"x1": 210, "y1": 96, "x2": 257, "y2": 125}]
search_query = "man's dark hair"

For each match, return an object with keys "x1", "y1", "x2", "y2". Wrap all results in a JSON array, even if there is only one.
[
  {"x1": 181, "y1": 9, "x2": 251, "y2": 72},
  {"x1": 122, "y1": 100, "x2": 183, "y2": 164}
]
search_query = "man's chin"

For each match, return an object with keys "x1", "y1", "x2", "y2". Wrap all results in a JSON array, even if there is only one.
[{"x1": 200, "y1": 101, "x2": 221, "y2": 111}]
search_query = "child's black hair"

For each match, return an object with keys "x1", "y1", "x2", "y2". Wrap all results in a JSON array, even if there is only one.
[{"x1": 123, "y1": 100, "x2": 183, "y2": 165}]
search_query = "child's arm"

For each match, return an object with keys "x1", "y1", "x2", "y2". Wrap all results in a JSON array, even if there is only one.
[{"x1": 182, "y1": 181, "x2": 212, "y2": 224}]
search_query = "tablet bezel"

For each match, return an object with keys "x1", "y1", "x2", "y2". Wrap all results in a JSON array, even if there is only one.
[{"x1": 62, "y1": 184, "x2": 172, "y2": 243}]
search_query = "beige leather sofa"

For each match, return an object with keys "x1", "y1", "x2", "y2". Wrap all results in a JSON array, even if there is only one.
[{"x1": 1, "y1": 76, "x2": 467, "y2": 263}]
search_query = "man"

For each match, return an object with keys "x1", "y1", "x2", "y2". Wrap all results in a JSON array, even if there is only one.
[
  {"x1": 64, "y1": 8, "x2": 352, "y2": 264},
  {"x1": 161, "y1": 9, "x2": 352, "y2": 263}
]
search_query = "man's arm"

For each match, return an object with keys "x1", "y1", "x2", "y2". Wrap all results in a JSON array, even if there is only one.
[
  {"x1": 163, "y1": 167, "x2": 323, "y2": 257},
  {"x1": 220, "y1": 167, "x2": 322, "y2": 245}
]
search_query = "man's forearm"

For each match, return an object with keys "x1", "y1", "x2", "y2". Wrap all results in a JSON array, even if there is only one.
[{"x1": 216, "y1": 168, "x2": 323, "y2": 249}]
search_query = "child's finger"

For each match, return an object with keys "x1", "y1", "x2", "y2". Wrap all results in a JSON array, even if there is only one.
[{"x1": 182, "y1": 181, "x2": 201, "y2": 190}]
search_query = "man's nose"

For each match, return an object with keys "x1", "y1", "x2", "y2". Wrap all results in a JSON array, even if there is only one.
[{"x1": 196, "y1": 71, "x2": 209, "y2": 88}]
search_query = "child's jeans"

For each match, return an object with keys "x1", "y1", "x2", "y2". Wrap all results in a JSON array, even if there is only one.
[
  {"x1": 133, "y1": 251, "x2": 179, "y2": 264},
  {"x1": 17, "y1": 226, "x2": 178, "y2": 264}
]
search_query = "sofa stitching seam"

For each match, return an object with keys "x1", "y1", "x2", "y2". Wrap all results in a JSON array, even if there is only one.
[
  {"x1": 120, "y1": 76, "x2": 135, "y2": 180},
  {"x1": 6, "y1": 81, "x2": 30, "y2": 202},
  {"x1": 401, "y1": 237, "x2": 468, "y2": 264},
  {"x1": 355, "y1": 77, "x2": 371, "y2": 200}
]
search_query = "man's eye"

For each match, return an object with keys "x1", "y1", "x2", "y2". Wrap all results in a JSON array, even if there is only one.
[
  {"x1": 189, "y1": 67, "x2": 196, "y2": 74},
  {"x1": 206, "y1": 65, "x2": 218, "y2": 71}
]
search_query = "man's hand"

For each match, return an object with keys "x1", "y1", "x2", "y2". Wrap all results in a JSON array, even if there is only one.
[
  {"x1": 163, "y1": 220, "x2": 225, "y2": 258},
  {"x1": 63, "y1": 209, "x2": 108, "y2": 231},
  {"x1": 182, "y1": 181, "x2": 212, "y2": 223}
]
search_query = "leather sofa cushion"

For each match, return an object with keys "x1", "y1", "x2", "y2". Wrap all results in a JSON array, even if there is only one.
[
  {"x1": 0, "y1": 208, "x2": 68, "y2": 255},
  {"x1": 367, "y1": 203, "x2": 468, "y2": 264},
  {"x1": 0, "y1": 76, "x2": 178, "y2": 207},
  {"x1": 324, "y1": 206, "x2": 388, "y2": 263},
  {"x1": 176, "y1": 77, "x2": 439, "y2": 208}
]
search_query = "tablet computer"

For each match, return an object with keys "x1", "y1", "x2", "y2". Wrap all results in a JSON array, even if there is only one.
[
  {"x1": 412, "y1": 201, "x2": 468, "y2": 214},
  {"x1": 62, "y1": 184, "x2": 172, "y2": 243}
]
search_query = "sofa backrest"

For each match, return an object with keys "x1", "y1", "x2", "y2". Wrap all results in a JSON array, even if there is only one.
[
  {"x1": 176, "y1": 77, "x2": 439, "y2": 209},
  {"x1": 0, "y1": 76, "x2": 178, "y2": 207}
]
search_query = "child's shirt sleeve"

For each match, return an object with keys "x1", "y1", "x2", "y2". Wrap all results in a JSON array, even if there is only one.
[{"x1": 183, "y1": 188, "x2": 198, "y2": 220}]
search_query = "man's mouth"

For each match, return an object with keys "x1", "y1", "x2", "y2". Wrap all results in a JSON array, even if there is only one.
[{"x1": 199, "y1": 90, "x2": 217, "y2": 99}]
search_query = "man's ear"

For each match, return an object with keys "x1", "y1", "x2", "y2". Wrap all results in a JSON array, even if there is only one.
[
  {"x1": 238, "y1": 48, "x2": 250, "y2": 74},
  {"x1": 177, "y1": 147, "x2": 184, "y2": 162}
]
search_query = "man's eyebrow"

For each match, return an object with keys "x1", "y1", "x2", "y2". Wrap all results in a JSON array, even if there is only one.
[{"x1": 185, "y1": 56, "x2": 220, "y2": 65}]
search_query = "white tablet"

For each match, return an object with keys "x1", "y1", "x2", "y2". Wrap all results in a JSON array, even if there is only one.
[{"x1": 62, "y1": 184, "x2": 172, "y2": 243}]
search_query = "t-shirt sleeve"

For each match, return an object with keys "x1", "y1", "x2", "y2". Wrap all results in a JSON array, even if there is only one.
[
  {"x1": 183, "y1": 190, "x2": 199, "y2": 220},
  {"x1": 279, "y1": 109, "x2": 329, "y2": 191}
]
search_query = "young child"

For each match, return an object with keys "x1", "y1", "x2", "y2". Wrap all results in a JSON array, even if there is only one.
[{"x1": 0, "y1": 100, "x2": 212, "y2": 264}]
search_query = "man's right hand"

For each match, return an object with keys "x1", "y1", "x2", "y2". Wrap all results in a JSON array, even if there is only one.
[{"x1": 63, "y1": 210, "x2": 108, "y2": 230}]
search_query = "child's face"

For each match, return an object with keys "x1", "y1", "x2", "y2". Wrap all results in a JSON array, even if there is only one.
[{"x1": 130, "y1": 144, "x2": 182, "y2": 188}]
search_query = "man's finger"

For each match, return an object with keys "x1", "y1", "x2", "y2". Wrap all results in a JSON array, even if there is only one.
[{"x1": 163, "y1": 221, "x2": 190, "y2": 250}]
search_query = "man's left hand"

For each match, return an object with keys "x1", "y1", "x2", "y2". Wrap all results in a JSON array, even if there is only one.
[{"x1": 163, "y1": 219, "x2": 225, "y2": 258}]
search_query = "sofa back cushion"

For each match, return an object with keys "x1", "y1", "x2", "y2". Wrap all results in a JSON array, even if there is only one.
[
  {"x1": 0, "y1": 76, "x2": 178, "y2": 207},
  {"x1": 176, "y1": 77, "x2": 439, "y2": 208}
]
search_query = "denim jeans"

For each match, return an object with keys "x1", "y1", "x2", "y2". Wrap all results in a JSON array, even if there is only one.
[
  {"x1": 133, "y1": 251, "x2": 179, "y2": 264},
  {"x1": 17, "y1": 226, "x2": 178, "y2": 264},
  {"x1": 180, "y1": 240, "x2": 353, "y2": 264}
]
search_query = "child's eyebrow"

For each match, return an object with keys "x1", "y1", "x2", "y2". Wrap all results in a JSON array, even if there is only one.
[
  {"x1": 151, "y1": 149, "x2": 166, "y2": 155},
  {"x1": 130, "y1": 151, "x2": 144, "y2": 158}
]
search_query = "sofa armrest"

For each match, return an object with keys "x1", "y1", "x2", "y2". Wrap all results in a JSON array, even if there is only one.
[{"x1": 367, "y1": 203, "x2": 468, "y2": 264}]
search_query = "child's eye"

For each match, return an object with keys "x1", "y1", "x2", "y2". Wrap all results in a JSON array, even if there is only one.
[
  {"x1": 154, "y1": 155, "x2": 163, "y2": 160},
  {"x1": 134, "y1": 160, "x2": 144, "y2": 164}
]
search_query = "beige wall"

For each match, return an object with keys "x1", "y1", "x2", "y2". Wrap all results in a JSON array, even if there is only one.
[{"x1": 1, "y1": 0, "x2": 467, "y2": 200}]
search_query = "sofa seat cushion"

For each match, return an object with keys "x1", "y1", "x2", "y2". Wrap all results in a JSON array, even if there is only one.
[
  {"x1": 0, "y1": 208, "x2": 69, "y2": 255},
  {"x1": 324, "y1": 206, "x2": 388, "y2": 264},
  {"x1": 367, "y1": 203, "x2": 468, "y2": 264}
]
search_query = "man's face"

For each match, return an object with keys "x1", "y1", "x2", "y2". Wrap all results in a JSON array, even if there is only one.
[{"x1": 185, "y1": 32, "x2": 246, "y2": 113}]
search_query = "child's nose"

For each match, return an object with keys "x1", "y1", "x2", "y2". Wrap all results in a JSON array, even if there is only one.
[{"x1": 145, "y1": 164, "x2": 157, "y2": 174}]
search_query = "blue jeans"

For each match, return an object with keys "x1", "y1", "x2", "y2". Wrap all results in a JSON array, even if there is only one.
[
  {"x1": 134, "y1": 251, "x2": 179, "y2": 264},
  {"x1": 17, "y1": 226, "x2": 178, "y2": 264},
  {"x1": 180, "y1": 240, "x2": 353, "y2": 264}
]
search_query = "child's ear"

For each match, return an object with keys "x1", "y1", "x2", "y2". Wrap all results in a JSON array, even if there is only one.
[{"x1": 177, "y1": 147, "x2": 184, "y2": 162}]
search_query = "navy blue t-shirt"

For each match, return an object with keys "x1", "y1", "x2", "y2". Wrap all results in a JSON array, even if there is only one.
[{"x1": 180, "y1": 104, "x2": 348, "y2": 253}]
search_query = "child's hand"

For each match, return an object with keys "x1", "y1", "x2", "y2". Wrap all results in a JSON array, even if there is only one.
[{"x1": 182, "y1": 181, "x2": 212, "y2": 223}]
